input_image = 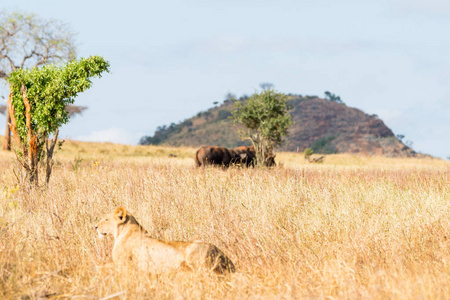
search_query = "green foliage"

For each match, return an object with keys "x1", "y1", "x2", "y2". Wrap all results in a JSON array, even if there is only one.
[
  {"x1": 8, "y1": 56, "x2": 110, "y2": 141},
  {"x1": 233, "y1": 89, "x2": 293, "y2": 146},
  {"x1": 217, "y1": 109, "x2": 232, "y2": 120},
  {"x1": 311, "y1": 136, "x2": 337, "y2": 154},
  {"x1": 232, "y1": 89, "x2": 293, "y2": 166},
  {"x1": 324, "y1": 91, "x2": 344, "y2": 104},
  {"x1": 303, "y1": 148, "x2": 314, "y2": 159},
  {"x1": 202, "y1": 111, "x2": 213, "y2": 120},
  {"x1": 181, "y1": 120, "x2": 193, "y2": 127},
  {"x1": 1, "y1": 11, "x2": 78, "y2": 151},
  {"x1": 7, "y1": 55, "x2": 109, "y2": 185},
  {"x1": 140, "y1": 122, "x2": 184, "y2": 145}
]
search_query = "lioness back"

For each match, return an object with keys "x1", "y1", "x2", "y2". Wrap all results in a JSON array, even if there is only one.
[
  {"x1": 168, "y1": 241, "x2": 236, "y2": 273},
  {"x1": 95, "y1": 207, "x2": 235, "y2": 274}
]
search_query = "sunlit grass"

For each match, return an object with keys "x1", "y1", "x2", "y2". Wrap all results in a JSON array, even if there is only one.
[{"x1": 0, "y1": 139, "x2": 449, "y2": 299}]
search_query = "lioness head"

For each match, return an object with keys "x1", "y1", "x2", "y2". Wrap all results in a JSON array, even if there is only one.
[{"x1": 95, "y1": 207, "x2": 128, "y2": 239}]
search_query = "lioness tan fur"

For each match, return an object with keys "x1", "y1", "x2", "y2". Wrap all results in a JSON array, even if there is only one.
[{"x1": 95, "y1": 207, "x2": 235, "y2": 274}]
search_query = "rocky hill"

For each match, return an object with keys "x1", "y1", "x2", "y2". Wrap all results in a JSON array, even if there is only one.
[{"x1": 140, "y1": 96, "x2": 417, "y2": 157}]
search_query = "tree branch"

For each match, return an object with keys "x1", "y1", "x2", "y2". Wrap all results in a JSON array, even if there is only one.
[{"x1": 20, "y1": 48, "x2": 37, "y2": 69}]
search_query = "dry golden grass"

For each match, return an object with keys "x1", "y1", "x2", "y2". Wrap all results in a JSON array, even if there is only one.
[{"x1": 0, "y1": 140, "x2": 449, "y2": 299}]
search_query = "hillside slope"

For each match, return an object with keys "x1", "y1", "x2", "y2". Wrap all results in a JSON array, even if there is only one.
[{"x1": 140, "y1": 96, "x2": 417, "y2": 157}]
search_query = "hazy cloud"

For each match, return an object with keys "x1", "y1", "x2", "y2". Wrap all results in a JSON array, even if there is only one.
[
  {"x1": 187, "y1": 35, "x2": 377, "y2": 56},
  {"x1": 392, "y1": 0, "x2": 450, "y2": 15}
]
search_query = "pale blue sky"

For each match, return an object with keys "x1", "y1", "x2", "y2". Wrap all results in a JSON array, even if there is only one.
[{"x1": 1, "y1": 0, "x2": 449, "y2": 158}]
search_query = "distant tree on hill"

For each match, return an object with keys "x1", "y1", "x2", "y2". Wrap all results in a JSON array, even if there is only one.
[
  {"x1": 217, "y1": 109, "x2": 232, "y2": 120},
  {"x1": 181, "y1": 120, "x2": 193, "y2": 127},
  {"x1": 0, "y1": 11, "x2": 77, "y2": 151},
  {"x1": 396, "y1": 134, "x2": 405, "y2": 142},
  {"x1": 223, "y1": 92, "x2": 236, "y2": 104},
  {"x1": 324, "y1": 91, "x2": 344, "y2": 104},
  {"x1": 260, "y1": 82, "x2": 274, "y2": 90},
  {"x1": 232, "y1": 89, "x2": 293, "y2": 166},
  {"x1": 7, "y1": 55, "x2": 109, "y2": 186},
  {"x1": 140, "y1": 123, "x2": 183, "y2": 145}
]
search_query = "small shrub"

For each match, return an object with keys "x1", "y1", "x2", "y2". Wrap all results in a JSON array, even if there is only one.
[
  {"x1": 311, "y1": 136, "x2": 338, "y2": 154},
  {"x1": 303, "y1": 148, "x2": 314, "y2": 159},
  {"x1": 217, "y1": 109, "x2": 232, "y2": 120}
]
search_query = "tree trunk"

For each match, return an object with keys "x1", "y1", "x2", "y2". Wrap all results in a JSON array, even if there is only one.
[
  {"x1": 45, "y1": 129, "x2": 59, "y2": 185},
  {"x1": 7, "y1": 87, "x2": 37, "y2": 185},
  {"x1": 20, "y1": 84, "x2": 39, "y2": 186},
  {"x1": 3, "y1": 108, "x2": 11, "y2": 150}
]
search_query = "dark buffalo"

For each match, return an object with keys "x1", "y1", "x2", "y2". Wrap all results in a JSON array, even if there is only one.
[
  {"x1": 234, "y1": 146, "x2": 256, "y2": 167},
  {"x1": 195, "y1": 145, "x2": 276, "y2": 167},
  {"x1": 264, "y1": 152, "x2": 276, "y2": 167},
  {"x1": 195, "y1": 146, "x2": 249, "y2": 167},
  {"x1": 235, "y1": 146, "x2": 276, "y2": 167}
]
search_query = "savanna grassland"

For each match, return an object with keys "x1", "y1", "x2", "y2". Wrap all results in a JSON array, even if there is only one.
[{"x1": 0, "y1": 140, "x2": 449, "y2": 299}]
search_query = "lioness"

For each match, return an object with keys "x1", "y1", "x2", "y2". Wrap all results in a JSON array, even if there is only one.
[{"x1": 95, "y1": 207, "x2": 235, "y2": 274}]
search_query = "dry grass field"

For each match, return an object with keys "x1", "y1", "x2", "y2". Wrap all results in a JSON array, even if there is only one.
[{"x1": 0, "y1": 140, "x2": 449, "y2": 299}]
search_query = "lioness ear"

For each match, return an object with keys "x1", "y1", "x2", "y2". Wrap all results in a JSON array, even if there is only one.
[{"x1": 114, "y1": 207, "x2": 127, "y2": 224}]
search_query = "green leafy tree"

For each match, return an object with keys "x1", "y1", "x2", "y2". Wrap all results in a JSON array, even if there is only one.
[
  {"x1": 1, "y1": 11, "x2": 77, "y2": 150},
  {"x1": 7, "y1": 55, "x2": 109, "y2": 185},
  {"x1": 232, "y1": 89, "x2": 293, "y2": 166},
  {"x1": 324, "y1": 91, "x2": 344, "y2": 104},
  {"x1": 259, "y1": 82, "x2": 274, "y2": 90}
]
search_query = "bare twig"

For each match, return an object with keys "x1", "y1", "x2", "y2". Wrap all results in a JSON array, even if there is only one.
[{"x1": 99, "y1": 291, "x2": 126, "y2": 300}]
